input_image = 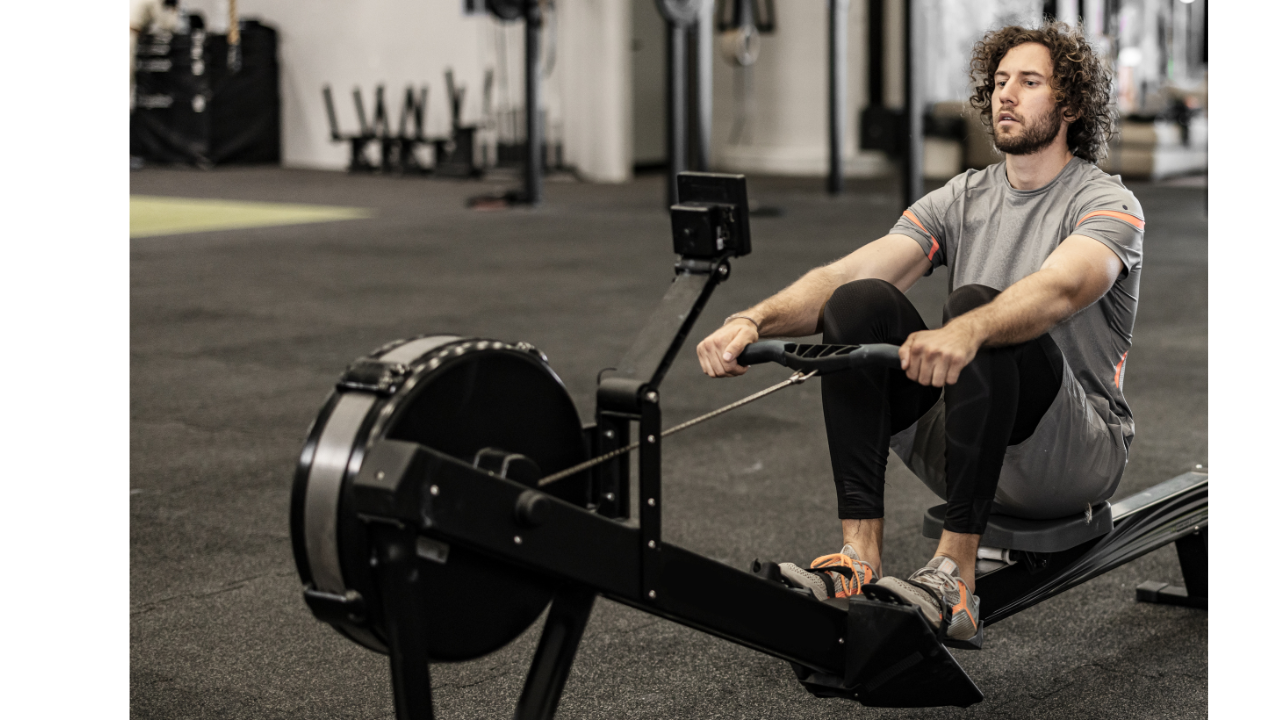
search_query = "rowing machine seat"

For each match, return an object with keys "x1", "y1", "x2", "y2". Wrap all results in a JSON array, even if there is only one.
[{"x1": 922, "y1": 502, "x2": 1113, "y2": 553}]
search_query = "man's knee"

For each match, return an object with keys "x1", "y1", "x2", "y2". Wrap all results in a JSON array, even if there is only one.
[
  {"x1": 823, "y1": 279, "x2": 906, "y2": 341},
  {"x1": 828, "y1": 278, "x2": 902, "y2": 309},
  {"x1": 943, "y1": 284, "x2": 1001, "y2": 323}
]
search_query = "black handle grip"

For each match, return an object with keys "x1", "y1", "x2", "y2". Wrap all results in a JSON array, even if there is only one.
[
  {"x1": 736, "y1": 341, "x2": 901, "y2": 374},
  {"x1": 736, "y1": 339, "x2": 789, "y2": 366},
  {"x1": 848, "y1": 344, "x2": 903, "y2": 369}
]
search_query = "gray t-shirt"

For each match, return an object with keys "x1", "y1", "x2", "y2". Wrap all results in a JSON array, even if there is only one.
[{"x1": 890, "y1": 156, "x2": 1144, "y2": 448}]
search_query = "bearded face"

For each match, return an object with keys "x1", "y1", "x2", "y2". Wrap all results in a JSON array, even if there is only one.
[
  {"x1": 993, "y1": 101, "x2": 1064, "y2": 156},
  {"x1": 988, "y1": 42, "x2": 1071, "y2": 157}
]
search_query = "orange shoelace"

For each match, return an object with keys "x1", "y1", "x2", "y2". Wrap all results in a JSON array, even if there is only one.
[{"x1": 809, "y1": 553, "x2": 875, "y2": 598}]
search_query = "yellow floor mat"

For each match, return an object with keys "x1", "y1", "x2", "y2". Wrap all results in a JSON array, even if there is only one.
[{"x1": 130, "y1": 196, "x2": 372, "y2": 238}]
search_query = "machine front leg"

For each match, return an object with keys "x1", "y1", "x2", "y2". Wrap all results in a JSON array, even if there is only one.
[
  {"x1": 1136, "y1": 527, "x2": 1208, "y2": 609},
  {"x1": 514, "y1": 583, "x2": 597, "y2": 720},
  {"x1": 374, "y1": 528, "x2": 437, "y2": 720},
  {"x1": 1176, "y1": 527, "x2": 1208, "y2": 602}
]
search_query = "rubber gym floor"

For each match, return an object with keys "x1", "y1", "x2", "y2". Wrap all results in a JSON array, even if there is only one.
[{"x1": 130, "y1": 167, "x2": 1207, "y2": 720}]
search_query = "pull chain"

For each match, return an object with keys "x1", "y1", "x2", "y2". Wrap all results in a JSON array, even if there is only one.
[{"x1": 537, "y1": 370, "x2": 816, "y2": 487}]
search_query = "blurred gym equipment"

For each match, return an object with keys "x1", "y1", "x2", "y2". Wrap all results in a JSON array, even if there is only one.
[
  {"x1": 322, "y1": 72, "x2": 484, "y2": 178},
  {"x1": 468, "y1": 0, "x2": 548, "y2": 207},
  {"x1": 132, "y1": 15, "x2": 280, "y2": 167}
]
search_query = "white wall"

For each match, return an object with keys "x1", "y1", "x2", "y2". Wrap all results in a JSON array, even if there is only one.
[
  {"x1": 709, "y1": 0, "x2": 891, "y2": 178},
  {"x1": 560, "y1": 1, "x2": 632, "y2": 181},
  {"x1": 180, "y1": 0, "x2": 630, "y2": 179}
]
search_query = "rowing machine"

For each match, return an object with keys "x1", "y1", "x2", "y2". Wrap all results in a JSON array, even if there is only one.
[{"x1": 290, "y1": 172, "x2": 1206, "y2": 718}]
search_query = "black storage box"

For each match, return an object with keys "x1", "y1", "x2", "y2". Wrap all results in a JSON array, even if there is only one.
[{"x1": 132, "y1": 19, "x2": 281, "y2": 166}]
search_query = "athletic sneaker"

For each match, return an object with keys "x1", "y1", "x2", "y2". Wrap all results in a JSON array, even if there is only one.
[
  {"x1": 874, "y1": 556, "x2": 980, "y2": 641},
  {"x1": 777, "y1": 544, "x2": 878, "y2": 600}
]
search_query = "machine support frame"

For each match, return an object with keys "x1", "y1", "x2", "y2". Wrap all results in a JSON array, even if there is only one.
[
  {"x1": 356, "y1": 440, "x2": 1205, "y2": 715},
  {"x1": 513, "y1": 583, "x2": 598, "y2": 720}
]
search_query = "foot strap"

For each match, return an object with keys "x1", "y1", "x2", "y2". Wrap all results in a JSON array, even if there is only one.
[{"x1": 862, "y1": 582, "x2": 952, "y2": 639}]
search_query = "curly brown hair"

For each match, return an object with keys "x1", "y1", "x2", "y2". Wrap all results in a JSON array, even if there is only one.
[{"x1": 969, "y1": 20, "x2": 1115, "y2": 163}]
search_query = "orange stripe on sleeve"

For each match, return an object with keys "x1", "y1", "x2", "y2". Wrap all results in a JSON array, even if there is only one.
[
  {"x1": 1113, "y1": 351, "x2": 1128, "y2": 388},
  {"x1": 1077, "y1": 210, "x2": 1145, "y2": 231},
  {"x1": 902, "y1": 210, "x2": 941, "y2": 261}
]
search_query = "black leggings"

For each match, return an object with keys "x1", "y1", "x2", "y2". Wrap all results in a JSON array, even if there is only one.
[{"x1": 820, "y1": 279, "x2": 1064, "y2": 534}]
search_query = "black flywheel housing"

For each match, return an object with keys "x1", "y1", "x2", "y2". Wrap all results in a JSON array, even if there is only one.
[{"x1": 291, "y1": 335, "x2": 589, "y2": 660}]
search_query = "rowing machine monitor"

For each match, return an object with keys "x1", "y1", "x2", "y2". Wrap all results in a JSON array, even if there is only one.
[{"x1": 670, "y1": 172, "x2": 751, "y2": 259}]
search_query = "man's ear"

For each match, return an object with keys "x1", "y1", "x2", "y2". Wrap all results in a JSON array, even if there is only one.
[{"x1": 1061, "y1": 104, "x2": 1079, "y2": 123}]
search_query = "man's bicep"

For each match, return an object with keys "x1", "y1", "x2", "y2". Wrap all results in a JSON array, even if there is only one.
[
  {"x1": 1040, "y1": 235, "x2": 1125, "y2": 309},
  {"x1": 828, "y1": 234, "x2": 932, "y2": 293}
]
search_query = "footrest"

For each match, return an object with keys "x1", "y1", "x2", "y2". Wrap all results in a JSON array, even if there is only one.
[
  {"x1": 793, "y1": 594, "x2": 983, "y2": 708},
  {"x1": 753, "y1": 558, "x2": 983, "y2": 707},
  {"x1": 1136, "y1": 580, "x2": 1207, "y2": 609},
  {"x1": 861, "y1": 583, "x2": 984, "y2": 650}
]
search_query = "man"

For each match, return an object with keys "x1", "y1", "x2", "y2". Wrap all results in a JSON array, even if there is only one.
[{"x1": 695, "y1": 21, "x2": 1142, "y2": 641}]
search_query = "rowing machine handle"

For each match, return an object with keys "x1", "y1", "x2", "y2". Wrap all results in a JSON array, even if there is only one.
[
  {"x1": 735, "y1": 339, "x2": 788, "y2": 366},
  {"x1": 736, "y1": 340, "x2": 902, "y2": 374}
]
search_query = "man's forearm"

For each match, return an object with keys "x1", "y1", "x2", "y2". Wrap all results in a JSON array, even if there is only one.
[
  {"x1": 734, "y1": 265, "x2": 844, "y2": 337},
  {"x1": 952, "y1": 234, "x2": 1125, "y2": 348},
  {"x1": 951, "y1": 267, "x2": 1084, "y2": 347},
  {"x1": 896, "y1": 236, "x2": 1122, "y2": 388},
  {"x1": 725, "y1": 234, "x2": 932, "y2": 339}
]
